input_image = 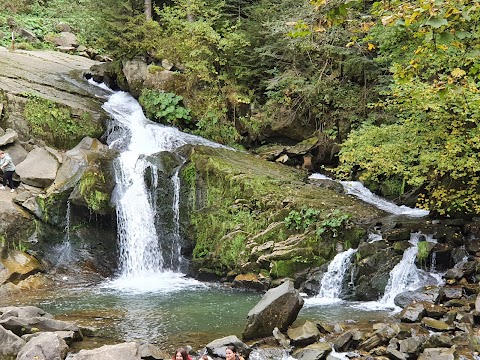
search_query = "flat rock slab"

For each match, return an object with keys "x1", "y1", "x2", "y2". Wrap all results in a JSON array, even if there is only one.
[{"x1": 0, "y1": 47, "x2": 108, "y2": 115}]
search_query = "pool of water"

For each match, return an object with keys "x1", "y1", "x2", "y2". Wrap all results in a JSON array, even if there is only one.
[{"x1": 0, "y1": 275, "x2": 393, "y2": 354}]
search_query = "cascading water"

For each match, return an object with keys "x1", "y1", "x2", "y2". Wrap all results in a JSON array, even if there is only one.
[
  {"x1": 309, "y1": 173, "x2": 429, "y2": 217},
  {"x1": 316, "y1": 248, "x2": 357, "y2": 302},
  {"x1": 379, "y1": 233, "x2": 443, "y2": 308},
  {"x1": 102, "y1": 91, "x2": 225, "y2": 291}
]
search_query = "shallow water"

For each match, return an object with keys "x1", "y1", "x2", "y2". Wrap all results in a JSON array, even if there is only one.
[{"x1": 1, "y1": 278, "x2": 393, "y2": 355}]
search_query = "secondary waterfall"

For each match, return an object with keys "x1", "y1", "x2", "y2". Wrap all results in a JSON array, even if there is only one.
[
  {"x1": 316, "y1": 248, "x2": 357, "y2": 301},
  {"x1": 102, "y1": 91, "x2": 224, "y2": 290},
  {"x1": 309, "y1": 173, "x2": 429, "y2": 217},
  {"x1": 380, "y1": 233, "x2": 443, "y2": 308}
]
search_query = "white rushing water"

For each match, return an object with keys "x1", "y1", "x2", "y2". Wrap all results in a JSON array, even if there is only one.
[
  {"x1": 102, "y1": 91, "x2": 225, "y2": 292},
  {"x1": 309, "y1": 173, "x2": 429, "y2": 217},
  {"x1": 307, "y1": 248, "x2": 357, "y2": 305}
]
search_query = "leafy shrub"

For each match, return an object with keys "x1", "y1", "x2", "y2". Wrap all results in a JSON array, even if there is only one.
[{"x1": 139, "y1": 89, "x2": 191, "y2": 127}]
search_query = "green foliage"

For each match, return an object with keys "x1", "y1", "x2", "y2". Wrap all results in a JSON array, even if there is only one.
[
  {"x1": 316, "y1": 209, "x2": 352, "y2": 237},
  {"x1": 78, "y1": 167, "x2": 111, "y2": 213},
  {"x1": 23, "y1": 94, "x2": 102, "y2": 149},
  {"x1": 139, "y1": 89, "x2": 191, "y2": 126},
  {"x1": 285, "y1": 207, "x2": 351, "y2": 237},
  {"x1": 285, "y1": 207, "x2": 320, "y2": 231}
]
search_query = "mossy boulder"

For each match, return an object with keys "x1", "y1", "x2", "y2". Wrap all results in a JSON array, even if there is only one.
[{"x1": 181, "y1": 145, "x2": 386, "y2": 279}]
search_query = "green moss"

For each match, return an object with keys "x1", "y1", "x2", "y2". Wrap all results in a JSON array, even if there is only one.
[
  {"x1": 416, "y1": 241, "x2": 430, "y2": 264},
  {"x1": 23, "y1": 93, "x2": 103, "y2": 149},
  {"x1": 36, "y1": 192, "x2": 70, "y2": 226},
  {"x1": 78, "y1": 167, "x2": 111, "y2": 213}
]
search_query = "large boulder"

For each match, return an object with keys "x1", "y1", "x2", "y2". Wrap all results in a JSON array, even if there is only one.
[
  {"x1": 15, "y1": 147, "x2": 60, "y2": 187},
  {"x1": 122, "y1": 57, "x2": 148, "y2": 98},
  {"x1": 17, "y1": 332, "x2": 69, "y2": 360},
  {"x1": 0, "y1": 325, "x2": 25, "y2": 357},
  {"x1": 66, "y1": 342, "x2": 144, "y2": 360},
  {"x1": 243, "y1": 280, "x2": 304, "y2": 340},
  {"x1": 0, "y1": 127, "x2": 18, "y2": 146},
  {"x1": 0, "y1": 250, "x2": 45, "y2": 285}
]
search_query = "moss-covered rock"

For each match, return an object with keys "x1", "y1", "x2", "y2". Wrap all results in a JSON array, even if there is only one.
[{"x1": 181, "y1": 145, "x2": 386, "y2": 279}]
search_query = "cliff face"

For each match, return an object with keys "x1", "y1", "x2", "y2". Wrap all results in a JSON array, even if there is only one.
[{"x1": 0, "y1": 49, "x2": 117, "y2": 288}]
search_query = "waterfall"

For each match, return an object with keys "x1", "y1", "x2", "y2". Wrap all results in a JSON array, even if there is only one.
[
  {"x1": 309, "y1": 173, "x2": 429, "y2": 217},
  {"x1": 102, "y1": 91, "x2": 225, "y2": 290},
  {"x1": 380, "y1": 233, "x2": 442, "y2": 307},
  {"x1": 55, "y1": 201, "x2": 73, "y2": 268},
  {"x1": 316, "y1": 248, "x2": 357, "y2": 301}
]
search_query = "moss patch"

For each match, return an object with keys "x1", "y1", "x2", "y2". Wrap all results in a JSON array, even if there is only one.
[
  {"x1": 183, "y1": 145, "x2": 385, "y2": 277},
  {"x1": 23, "y1": 93, "x2": 103, "y2": 149}
]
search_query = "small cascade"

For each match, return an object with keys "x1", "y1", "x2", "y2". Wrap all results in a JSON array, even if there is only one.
[
  {"x1": 170, "y1": 169, "x2": 182, "y2": 272},
  {"x1": 316, "y1": 248, "x2": 357, "y2": 302},
  {"x1": 309, "y1": 173, "x2": 429, "y2": 217},
  {"x1": 380, "y1": 233, "x2": 442, "y2": 307},
  {"x1": 56, "y1": 201, "x2": 73, "y2": 266}
]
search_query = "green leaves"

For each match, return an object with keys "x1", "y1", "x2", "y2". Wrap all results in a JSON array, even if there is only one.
[{"x1": 139, "y1": 89, "x2": 191, "y2": 126}]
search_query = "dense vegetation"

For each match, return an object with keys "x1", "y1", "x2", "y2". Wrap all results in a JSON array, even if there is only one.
[{"x1": 1, "y1": 0, "x2": 479, "y2": 216}]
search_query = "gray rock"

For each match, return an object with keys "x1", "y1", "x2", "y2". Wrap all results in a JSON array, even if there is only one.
[
  {"x1": 272, "y1": 327, "x2": 290, "y2": 349},
  {"x1": 122, "y1": 57, "x2": 148, "y2": 97},
  {"x1": 54, "y1": 32, "x2": 78, "y2": 47},
  {"x1": 15, "y1": 147, "x2": 59, "y2": 187},
  {"x1": 0, "y1": 306, "x2": 53, "y2": 320},
  {"x1": 292, "y1": 342, "x2": 332, "y2": 360},
  {"x1": 17, "y1": 332, "x2": 68, "y2": 360},
  {"x1": 205, "y1": 335, "x2": 250, "y2": 359},
  {"x1": 0, "y1": 316, "x2": 82, "y2": 339},
  {"x1": 359, "y1": 323, "x2": 400, "y2": 351},
  {"x1": 0, "y1": 128, "x2": 18, "y2": 146},
  {"x1": 399, "y1": 302, "x2": 426, "y2": 323},
  {"x1": 66, "y1": 342, "x2": 140, "y2": 360},
  {"x1": 417, "y1": 347, "x2": 455, "y2": 360},
  {"x1": 420, "y1": 317, "x2": 453, "y2": 331},
  {"x1": 243, "y1": 280, "x2": 304, "y2": 340},
  {"x1": 287, "y1": 320, "x2": 321, "y2": 346},
  {"x1": 0, "y1": 325, "x2": 25, "y2": 356},
  {"x1": 399, "y1": 336, "x2": 425, "y2": 355},
  {"x1": 16, "y1": 28, "x2": 38, "y2": 42},
  {"x1": 56, "y1": 23, "x2": 72, "y2": 32}
]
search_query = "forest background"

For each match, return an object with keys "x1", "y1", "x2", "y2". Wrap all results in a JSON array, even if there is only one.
[{"x1": 0, "y1": 0, "x2": 479, "y2": 217}]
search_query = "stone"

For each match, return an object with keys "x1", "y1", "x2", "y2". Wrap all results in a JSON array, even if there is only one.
[
  {"x1": 15, "y1": 147, "x2": 60, "y2": 187},
  {"x1": 272, "y1": 327, "x2": 290, "y2": 349},
  {"x1": 0, "y1": 325, "x2": 25, "y2": 357},
  {"x1": 359, "y1": 323, "x2": 401, "y2": 351},
  {"x1": 0, "y1": 128, "x2": 18, "y2": 146},
  {"x1": 417, "y1": 347, "x2": 455, "y2": 360},
  {"x1": 421, "y1": 317, "x2": 454, "y2": 331},
  {"x1": 440, "y1": 286, "x2": 463, "y2": 300},
  {"x1": 243, "y1": 280, "x2": 304, "y2": 340},
  {"x1": 292, "y1": 342, "x2": 332, "y2": 360},
  {"x1": 66, "y1": 342, "x2": 141, "y2": 360},
  {"x1": 56, "y1": 23, "x2": 72, "y2": 32},
  {"x1": 53, "y1": 31, "x2": 78, "y2": 47},
  {"x1": 205, "y1": 335, "x2": 250, "y2": 359},
  {"x1": 399, "y1": 302, "x2": 426, "y2": 323},
  {"x1": 399, "y1": 336, "x2": 426, "y2": 355},
  {"x1": 16, "y1": 28, "x2": 38, "y2": 42},
  {"x1": 287, "y1": 320, "x2": 321, "y2": 346},
  {"x1": 0, "y1": 316, "x2": 82, "y2": 338},
  {"x1": 0, "y1": 306, "x2": 53, "y2": 320},
  {"x1": 122, "y1": 57, "x2": 148, "y2": 97},
  {"x1": 233, "y1": 273, "x2": 270, "y2": 291},
  {"x1": 0, "y1": 250, "x2": 45, "y2": 285},
  {"x1": 17, "y1": 332, "x2": 68, "y2": 360},
  {"x1": 333, "y1": 330, "x2": 353, "y2": 351}
]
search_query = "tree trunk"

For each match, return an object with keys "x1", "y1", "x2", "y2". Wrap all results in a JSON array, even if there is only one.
[{"x1": 145, "y1": 0, "x2": 152, "y2": 20}]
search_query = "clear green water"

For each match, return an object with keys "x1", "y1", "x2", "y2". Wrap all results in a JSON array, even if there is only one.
[{"x1": 0, "y1": 280, "x2": 391, "y2": 354}]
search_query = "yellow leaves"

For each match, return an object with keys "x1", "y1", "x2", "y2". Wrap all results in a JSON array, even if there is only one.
[
  {"x1": 451, "y1": 67, "x2": 466, "y2": 78},
  {"x1": 367, "y1": 43, "x2": 376, "y2": 51},
  {"x1": 381, "y1": 15, "x2": 394, "y2": 26}
]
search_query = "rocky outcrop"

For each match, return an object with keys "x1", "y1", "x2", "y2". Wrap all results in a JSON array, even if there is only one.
[
  {"x1": 15, "y1": 147, "x2": 60, "y2": 187},
  {"x1": 243, "y1": 280, "x2": 304, "y2": 340},
  {"x1": 17, "y1": 332, "x2": 69, "y2": 360}
]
